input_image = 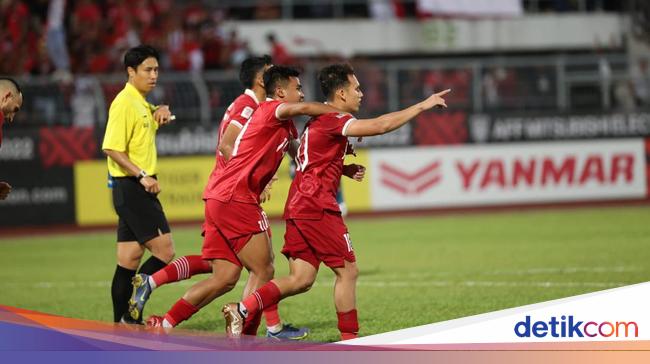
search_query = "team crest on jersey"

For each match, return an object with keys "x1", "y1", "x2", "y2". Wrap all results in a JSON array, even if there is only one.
[{"x1": 241, "y1": 106, "x2": 254, "y2": 119}]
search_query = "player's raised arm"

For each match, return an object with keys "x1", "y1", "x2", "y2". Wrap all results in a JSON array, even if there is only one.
[
  {"x1": 344, "y1": 89, "x2": 450, "y2": 137},
  {"x1": 276, "y1": 101, "x2": 341, "y2": 120}
]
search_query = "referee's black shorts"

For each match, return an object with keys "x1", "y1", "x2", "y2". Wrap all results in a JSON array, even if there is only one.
[{"x1": 111, "y1": 176, "x2": 171, "y2": 244}]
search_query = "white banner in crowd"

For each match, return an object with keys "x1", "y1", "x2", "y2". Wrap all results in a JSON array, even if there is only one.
[
  {"x1": 369, "y1": 139, "x2": 647, "y2": 210},
  {"x1": 344, "y1": 282, "x2": 650, "y2": 345},
  {"x1": 416, "y1": 0, "x2": 523, "y2": 17}
]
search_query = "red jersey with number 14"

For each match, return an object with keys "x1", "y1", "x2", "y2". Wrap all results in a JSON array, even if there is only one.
[
  {"x1": 204, "y1": 100, "x2": 297, "y2": 204},
  {"x1": 284, "y1": 112, "x2": 356, "y2": 220}
]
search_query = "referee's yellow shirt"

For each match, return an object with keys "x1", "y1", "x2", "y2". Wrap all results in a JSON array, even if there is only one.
[{"x1": 102, "y1": 82, "x2": 159, "y2": 177}]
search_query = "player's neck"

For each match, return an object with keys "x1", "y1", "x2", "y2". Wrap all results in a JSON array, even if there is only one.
[
  {"x1": 251, "y1": 87, "x2": 265, "y2": 103},
  {"x1": 328, "y1": 100, "x2": 349, "y2": 113}
]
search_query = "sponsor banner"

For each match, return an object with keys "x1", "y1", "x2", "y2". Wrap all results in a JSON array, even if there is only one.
[
  {"x1": 76, "y1": 157, "x2": 216, "y2": 226},
  {"x1": 39, "y1": 126, "x2": 98, "y2": 167},
  {"x1": 156, "y1": 124, "x2": 219, "y2": 156},
  {"x1": 346, "y1": 282, "x2": 650, "y2": 345},
  {"x1": 75, "y1": 151, "x2": 372, "y2": 226},
  {"x1": 0, "y1": 166, "x2": 75, "y2": 226},
  {"x1": 470, "y1": 112, "x2": 650, "y2": 143},
  {"x1": 370, "y1": 139, "x2": 646, "y2": 210},
  {"x1": 0, "y1": 129, "x2": 37, "y2": 163}
]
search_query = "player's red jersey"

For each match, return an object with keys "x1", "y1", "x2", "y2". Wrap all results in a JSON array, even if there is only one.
[
  {"x1": 204, "y1": 99, "x2": 298, "y2": 204},
  {"x1": 203, "y1": 89, "x2": 259, "y2": 199},
  {"x1": 284, "y1": 111, "x2": 356, "y2": 220}
]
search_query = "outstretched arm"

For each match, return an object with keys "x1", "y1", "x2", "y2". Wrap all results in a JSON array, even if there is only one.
[
  {"x1": 276, "y1": 102, "x2": 342, "y2": 120},
  {"x1": 344, "y1": 89, "x2": 450, "y2": 137}
]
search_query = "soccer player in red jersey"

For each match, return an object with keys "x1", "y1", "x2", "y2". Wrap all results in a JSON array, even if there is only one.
[
  {"x1": 146, "y1": 66, "x2": 340, "y2": 334},
  {"x1": 129, "y1": 56, "x2": 308, "y2": 338},
  {"x1": 0, "y1": 78, "x2": 23, "y2": 200},
  {"x1": 223, "y1": 64, "x2": 450, "y2": 340}
]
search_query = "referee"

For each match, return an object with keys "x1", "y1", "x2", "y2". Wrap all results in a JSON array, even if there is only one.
[{"x1": 102, "y1": 45, "x2": 175, "y2": 324}]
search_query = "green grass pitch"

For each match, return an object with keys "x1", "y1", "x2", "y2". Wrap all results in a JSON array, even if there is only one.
[{"x1": 1, "y1": 205, "x2": 649, "y2": 342}]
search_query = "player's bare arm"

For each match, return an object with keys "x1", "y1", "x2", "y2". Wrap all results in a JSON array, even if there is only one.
[
  {"x1": 276, "y1": 102, "x2": 342, "y2": 120},
  {"x1": 218, "y1": 123, "x2": 243, "y2": 161},
  {"x1": 0, "y1": 181, "x2": 11, "y2": 200},
  {"x1": 152, "y1": 105, "x2": 173, "y2": 125},
  {"x1": 103, "y1": 149, "x2": 160, "y2": 194},
  {"x1": 259, "y1": 174, "x2": 279, "y2": 203},
  {"x1": 344, "y1": 89, "x2": 450, "y2": 137},
  {"x1": 343, "y1": 164, "x2": 366, "y2": 182}
]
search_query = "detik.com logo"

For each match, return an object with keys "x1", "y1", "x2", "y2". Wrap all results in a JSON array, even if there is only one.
[{"x1": 514, "y1": 315, "x2": 638, "y2": 338}]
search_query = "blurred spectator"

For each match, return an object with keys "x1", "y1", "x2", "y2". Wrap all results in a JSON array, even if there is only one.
[
  {"x1": 266, "y1": 33, "x2": 296, "y2": 66},
  {"x1": 71, "y1": 76, "x2": 98, "y2": 126},
  {"x1": 369, "y1": 0, "x2": 406, "y2": 20},
  {"x1": 632, "y1": 58, "x2": 650, "y2": 107},
  {"x1": 254, "y1": 0, "x2": 281, "y2": 20},
  {"x1": 45, "y1": 0, "x2": 71, "y2": 82}
]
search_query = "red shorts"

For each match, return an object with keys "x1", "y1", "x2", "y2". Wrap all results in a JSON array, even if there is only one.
[
  {"x1": 201, "y1": 199, "x2": 270, "y2": 267},
  {"x1": 282, "y1": 212, "x2": 355, "y2": 269}
]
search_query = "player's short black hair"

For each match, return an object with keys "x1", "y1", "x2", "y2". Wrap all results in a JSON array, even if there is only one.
[
  {"x1": 263, "y1": 66, "x2": 300, "y2": 96},
  {"x1": 123, "y1": 45, "x2": 160, "y2": 70},
  {"x1": 239, "y1": 55, "x2": 273, "y2": 88},
  {"x1": 318, "y1": 63, "x2": 355, "y2": 99},
  {"x1": 0, "y1": 77, "x2": 21, "y2": 94}
]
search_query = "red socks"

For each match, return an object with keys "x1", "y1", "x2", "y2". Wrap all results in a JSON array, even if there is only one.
[
  {"x1": 241, "y1": 281, "x2": 282, "y2": 318},
  {"x1": 242, "y1": 311, "x2": 263, "y2": 335},
  {"x1": 164, "y1": 298, "x2": 199, "y2": 327},
  {"x1": 337, "y1": 309, "x2": 359, "y2": 340},
  {"x1": 151, "y1": 255, "x2": 211, "y2": 287},
  {"x1": 263, "y1": 304, "x2": 281, "y2": 328}
]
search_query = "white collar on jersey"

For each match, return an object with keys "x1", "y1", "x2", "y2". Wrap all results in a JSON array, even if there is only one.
[
  {"x1": 244, "y1": 89, "x2": 260, "y2": 105},
  {"x1": 265, "y1": 97, "x2": 274, "y2": 101}
]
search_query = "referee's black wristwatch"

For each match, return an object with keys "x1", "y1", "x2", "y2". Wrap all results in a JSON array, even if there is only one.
[{"x1": 137, "y1": 170, "x2": 148, "y2": 181}]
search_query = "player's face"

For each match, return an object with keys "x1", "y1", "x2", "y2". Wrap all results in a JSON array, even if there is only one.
[
  {"x1": 342, "y1": 74, "x2": 363, "y2": 113},
  {"x1": 282, "y1": 76, "x2": 304, "y2": 103},
  {"x1": 1, "y1": 90, "x2": 22, "y2": 123},
  {"x1": 128, "y1": 57, "x2": 159, "y2": 95}
]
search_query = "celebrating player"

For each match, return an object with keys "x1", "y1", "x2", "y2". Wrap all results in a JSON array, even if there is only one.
[
  {"x1": 128, "y1": 56, "x2": 308, "y2": 339},
  {"x1": 222, "y1": 63, "x2": 450, "y2": 339},
  {"x1": 145, "y1": 66, "x2": 340, "y2": 336}
]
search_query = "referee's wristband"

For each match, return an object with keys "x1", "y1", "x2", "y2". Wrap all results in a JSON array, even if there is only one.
[{"x1": 137, "y1": 170, "x2": 148, "y2": 181}]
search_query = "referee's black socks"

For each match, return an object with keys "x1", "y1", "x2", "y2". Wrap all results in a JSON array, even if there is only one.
[
  {"x1": 138, "y1": 255, "x2": 167, "y2": 276},
  {"x1": 111, "y1": 265, "x2": 136, "y2": 322}
]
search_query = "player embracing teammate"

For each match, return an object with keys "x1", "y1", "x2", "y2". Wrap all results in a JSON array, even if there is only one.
[
  {"x1": 223, "y1": 64, "x2": 450, "y2": 340},
  {"x1": 144, "y1": 65, "x2": 341, "y2": 337}
]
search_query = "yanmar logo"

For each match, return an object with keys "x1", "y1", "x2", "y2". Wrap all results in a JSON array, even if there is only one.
[
  {"x1": 380, "y1": 161, "x2": 442, "y2": 195},
  {"x1": 515, "y1": 315, "x2": 639, "y2": 338}
]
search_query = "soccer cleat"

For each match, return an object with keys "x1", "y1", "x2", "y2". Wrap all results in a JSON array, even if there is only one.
[
  {"x1": 119, "y1": 313, "x2": 143, "y2": 325},
  {"x1": 128, "y1": 273, "x2": 153, "y2": 321},
  {"x1": 145, "y1": 315, "x2": 165, "y2": 328},
  {"x1": 222, "y1": 303, "x2": 244, "y2": 338},
  {"x1": 266, "y1": 324, "x2": 310, "y2": 340}
]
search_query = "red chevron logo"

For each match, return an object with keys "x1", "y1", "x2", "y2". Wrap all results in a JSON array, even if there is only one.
[{"x1": 380, "y1": 161, "x2": 442, "y2": 195}]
